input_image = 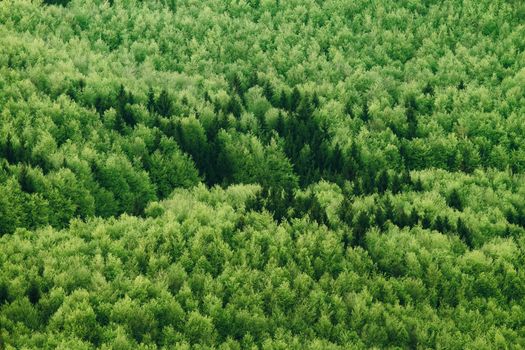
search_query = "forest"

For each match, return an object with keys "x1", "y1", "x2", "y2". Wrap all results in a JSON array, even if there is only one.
[{"x1": 1, "y1": 0, "x2": 525, "y2": 348}]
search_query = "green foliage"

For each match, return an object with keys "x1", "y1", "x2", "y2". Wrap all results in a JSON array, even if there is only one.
[
  {"x1": 0, "y1": 0, "x2": 524, "y2": 348},
  {"x1": 0, "y1": 186, "x2": 524, "y2": 349}
]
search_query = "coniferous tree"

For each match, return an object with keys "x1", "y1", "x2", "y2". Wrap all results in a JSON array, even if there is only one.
[
  {"x1": 275, "y1": 112, "x2": 286, "y2": 136},
  {"x1": 337, "y1": 200, "x2": 351, "y2": 227},
  {"x1": 227, "y1": 95, "x2": 242, "y2": 118},
  {"x1": 263, "y1": 81, "x2": 274, "y2": 102},
  {"x1": 409, "y1": 207, "x2": 419, "y2": 226},
  {"x1": 396, "y1": 209, "x2": 409, "y2": 228},
  {"x1": 423, "y1": 83, "x2": 434, "y2": 96},
  {"x1": 457, "y1": 217, "x2": 473, "y2": 248},
  {"x1": 156, "y1": 89, "x2": 173, "y2": 117},
  {"x1": 377, "y1": 170, "x2": 389, "y2": 193},
  {"x1": 290, "y1": 87, "x2": 301, "y2": 112},
  {"x1": 312, "y1": 92, "x2": 320, "y2": 108},
  {"x1": 114, "y1": 84, "x2": 128, "y2": 131},
  {"x1": 3, "y1": 134, "x2": 16, "y2": 164},
  {"x1": 375, "y1": 206, "x2": 387, "y2": 228},
  {"x1": 391, "y1": 174, "x2": 402, "y2": 194},
  {"x1": 27, "y1": 280, "x2": 41, "y2": 305},
  {"x1": 448, "y1": 188, "x2": 463, "y2": 211},
  {"x1": 354, "y1": 211, "x2": 370, "y2": 247},
  {"x1": 278, "y1": 89, "x2": 289, "y2": 110},
  {"x1": 230, "y1": 73, "x2": 243, "y2": 95},
  {"x1": 422, "y1": 214, "x2": 432, "y2": 229},
  {"x1": 406, "y1": 97, "x2": 418, "y2": 139},
  {"x1": 297, "y1": 97, "x2": 313, "y2": 122},
  {"x1": 331, "y1": 144, "x2": 343, "y2": 174},
  {"x1": 19, "y1": 165, "x2": 35, "y2": 194},
  {"x1": 413, "y1": 177, "x2": 423, "y2": 191},
  {"x1": 147, "y1": 87, "x2": 155, "y2": 113},
  {"x1": 360, "y1": 101, "x2": 370, "y2": 122},
  {"x1": 0, "y1": 280, "x2": 8, "y2": 305},
  {"x1": 383, "y1": 196, "x2": 394, "y2": 222},
  {"x1": 94, "y1": 95, "x2": 105, "y2": 115}
]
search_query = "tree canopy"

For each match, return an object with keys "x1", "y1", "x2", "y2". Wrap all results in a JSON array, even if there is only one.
[{"x1": 1, "y1": 0, "x2": 525, "y2": 348}]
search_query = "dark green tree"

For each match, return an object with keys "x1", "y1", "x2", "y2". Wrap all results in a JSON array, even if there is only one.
[
  {"x1": 19, "y1": 165, "x2": 35, "y2": 194},
  {"x1": 457, "y1": 217, "x2": 473, "y2": 248},
  {"x1": 360, "y1": 101, "x2": 370, "y2": 122},
  {"x1": 3, "y1": 134, "x2": 17, "y2": 164},
  {"x1": 290, "y1": 87, "x2": 301, "y2": 112},
  {"x1": 376, "y1": 170, "x2": 389, "y2": 193},
  {"x1": 406, "y1": 97, "x2": 418, "y2": 139},
  {"x1": 147, "y1": 87, "x2": 155, "y2": 113},
  {"x1": 27, "y1": 280, "x2": 41, "y2": 305},
  {"x1": 448, "y1": 188, "x2": 463, "y2": 211},
  {"x1": 155, "y1": 89, "x2": 173, "y2": 117},
  {"x1": 354, "y1": 211, "x2": 370, "y2": 247}
]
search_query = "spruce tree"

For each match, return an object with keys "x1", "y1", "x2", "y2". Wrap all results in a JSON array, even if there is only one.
[
  {"x1": 278, "y1": 89, "x2": 289, "y2": 110},
  {"x1": 27, "y1": 280, "x2": 41, "y2": 305},
  {"x1": 3, "y1": 134, "x2": 16, "y2": 164},
  {"x1": 406, "y1": 97, "x2": 418, "y2": 139},
  {"x1": 377, "y1": 170, "x2": 389, "y2": 193},
  {"x1": 156, "y1": 89, "x2": 173, "y2": 117},
  {"x1": 409, "y1": 207, "x2": 419, "y2": 226},
  {"x1": 147, "y1": 87, "x2": 155, "y2": 113},
  {"x1": 448, "y1": 188, "x2": 463, "y2": 211},
  {"x1": 290, "y1": 87, "x2": 301, "y2": 112},
  {"x1": 457, "y1": 217, "x2": 473, "y2": 248},
  {"x1": 354, "y1": 211, "x2": 370, "y2": 247},
  {"x1": 19, "y1": 164, "x2": 35, "y2": 194},
  {"x1": 275, "y1": 112, "x2": 286, "y2": 136},
  {"x1": 361, "y1": 101, "x2": 370, "y2": 122}
]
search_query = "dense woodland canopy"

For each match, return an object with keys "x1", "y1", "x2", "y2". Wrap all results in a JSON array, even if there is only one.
[{"x1": 0, "y1": 0, "x2": 525, "y2": 348}]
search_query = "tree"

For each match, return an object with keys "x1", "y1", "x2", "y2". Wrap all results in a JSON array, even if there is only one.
[
  {"x1": 278, "y1": 89, "x2": 289, "y2": 110},
  {"x1": 409, "y1": 207, "x2": 419, "y2": 226},
  {"x1": 375, "y1": 206, "x2": 387, "y2": 228},
  {"x1": 185, "y1": 312, "x2": 216, "y2": 345},
  {"x1": 155, "y1": 89, "x2": 173, "y2": 117},
  {"x1": 354, "y1": 211, "x2": 370, "y2": 247},
  {"x1": 275, "y1": 111, "x2": 286, "y2": 135},
  {"x1": 421, "y1": 213, "x2": 432, "y2": 229},
  {"x1": 376, "y1": 170, "x2": 389, "y2": 193},
  {"x1": 262, "y1": 139, "x2": 299, "y2": 194},
  {"x1": 230, "y1": 73, "x2": 243, "y2": 95},
  {"x1": 434, "y1": 215, "x2": 451, "y2": 233},
  {"x1": 19, "y1": 165, "x2": 36, "y2": 194},
  {"x1": 331, "y1": 143, "x2": 344, "y2": 175},
  {"x1": 226, "y1": 95, "x2": 243, "y2": 118},
  {"x1": 148, "y1": 147, "x2": 200, "y2": 198},
  {"x1": 3, "y1": 134, "x2": 17, "y2": 164},
  {"x1": 0, "y1": 181, "x2": 22, "y2": 235},
  {"x1": 391, "y1": 174, "x2": 402, "y2": 194},
  {"x1": 43, "y1": 0, "x2": 71, "y2": 5},
  {"x1": 413, "y1": 177, "x2": 423, "y2": 191},
  {"x1": 447, "y1": 188, "x2": 463, "y2": 211},
  {"x1": 406, "y1": 97, "x2": 418, "y2": 139},
  {"x1": 423, "y1": 83, "x2": 434, "y2": 96},
  {"x1": 147, "y1": 87, "x2": 155, "y2": 113},
  {"x1": 290, "y1": 87, "x2": 301, "y2": 112},
  {"x1": 27, "y1": 280, "x2": 41, "y2": 305},
  {"x1": 360, "y1": 101, "x2": 370, "y2": 122},
  {"x1": 457, "y1": 218, "x2": 473, "y2": 248},
  {"x1": 263, "y1": 81, "x2": 274, "y2": 102}
]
